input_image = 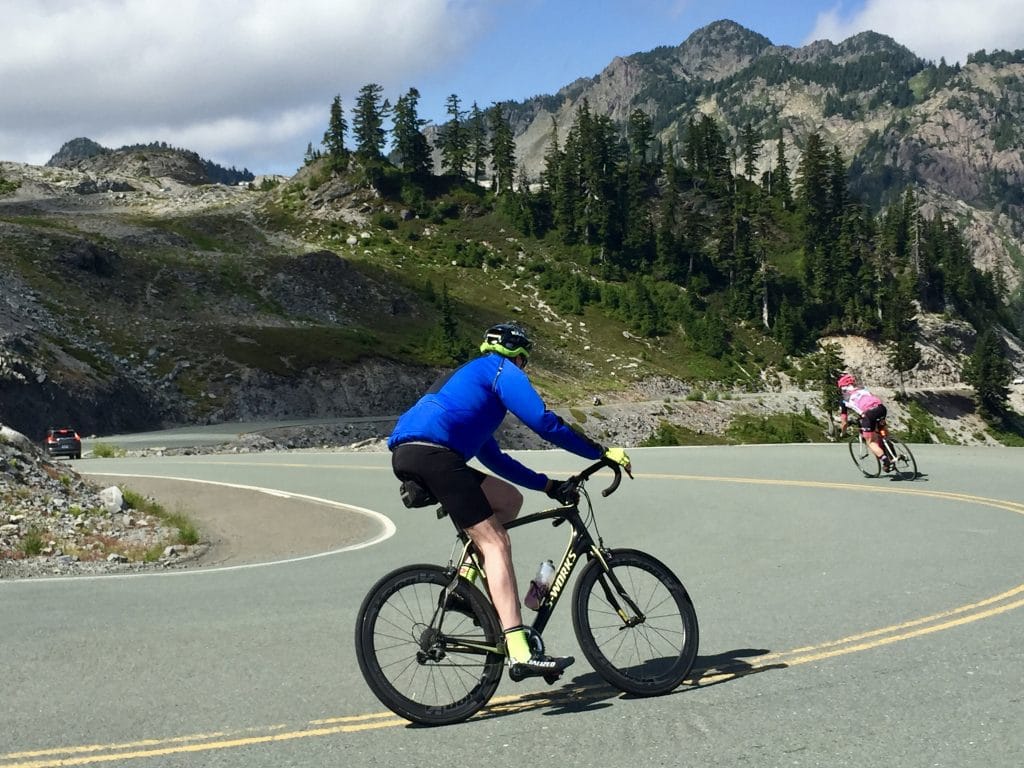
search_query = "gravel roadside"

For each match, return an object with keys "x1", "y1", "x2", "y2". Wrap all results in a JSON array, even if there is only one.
[{"x1": 1, "y1": 422, "x2": 383, "y2": 580}]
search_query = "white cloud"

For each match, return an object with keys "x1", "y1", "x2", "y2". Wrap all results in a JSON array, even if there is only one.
[
  {"x1": 806, "y1": 0, "x2": 1024, "y2": 64},
  {"x1": 0, "y1": 0, "x2": 484, "y2": 173}
]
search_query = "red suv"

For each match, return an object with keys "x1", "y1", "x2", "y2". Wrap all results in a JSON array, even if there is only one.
[{"x1": 45, "y1": 427, "x2": 82, "y2": 459}]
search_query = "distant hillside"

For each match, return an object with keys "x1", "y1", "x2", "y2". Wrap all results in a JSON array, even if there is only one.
[
  {"x1": 495, "y1": 19, "x2": 1024, "y2": 306},
  {"x1": 47, "y1": 137, "x2": 255, "y2": 186},
  {"x1": 2, "y1": 19, "x2": 1024, "y2": 448}
]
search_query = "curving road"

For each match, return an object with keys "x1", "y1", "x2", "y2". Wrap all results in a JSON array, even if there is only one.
[{"x1": 2, "y1": 444, "x2": 1023, "y2": 767}]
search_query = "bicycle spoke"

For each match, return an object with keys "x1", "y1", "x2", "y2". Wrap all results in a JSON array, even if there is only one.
[
  {"x1": 355, "y1": 565, "x2": 504, "y2": 725},
  {"x1": 573, "y1": 550, "x2": 698, "y2": 695}
]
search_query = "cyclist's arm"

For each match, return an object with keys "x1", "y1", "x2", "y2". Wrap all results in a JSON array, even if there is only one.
[
  {"x1": 476, "y1": 437, "x2": 548, "y2": 491},
  {"x1": 495, "y1": 367, "x2": 604, "y2": 460}
]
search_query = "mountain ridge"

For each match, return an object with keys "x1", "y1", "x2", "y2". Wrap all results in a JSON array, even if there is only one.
[{"x1": 2, "y1": 19, "x2": 1023, "y2": 447}]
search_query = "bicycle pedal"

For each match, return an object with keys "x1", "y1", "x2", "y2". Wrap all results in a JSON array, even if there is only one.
[{"x1": 543, "y1": 672, "x2": 563, "y2": 685}]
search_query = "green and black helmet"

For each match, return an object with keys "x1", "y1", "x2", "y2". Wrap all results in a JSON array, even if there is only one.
[{"x1": 480, "y1": 321, "x2": 532, "y2": 360}]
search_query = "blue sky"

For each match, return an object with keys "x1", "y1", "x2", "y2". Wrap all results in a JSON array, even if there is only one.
[{"x1": 2, "y1": 1, "x2": 1022, "y2": 176}]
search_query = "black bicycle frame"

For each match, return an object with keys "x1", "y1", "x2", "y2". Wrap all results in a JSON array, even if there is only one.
[
  {"x1": 444, "y1": 460, "x2": 641, "y2": 642},
  {"x1": 432, "y1": 460, "x2": 630, "y2": 659}
]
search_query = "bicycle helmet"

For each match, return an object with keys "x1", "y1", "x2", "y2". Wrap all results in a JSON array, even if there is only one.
[
  {"x1": 480, "y1": 321, "x2": 532, "y2": 360},
  {"x1": 837, "y1": 373, "x2": 856, "y2": 389}
]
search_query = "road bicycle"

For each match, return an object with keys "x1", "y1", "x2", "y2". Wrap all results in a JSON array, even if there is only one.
[
  {"x1": 846, "y1": 417, "x2": 918, "y2": 480},
  {"x1": 354, "y1": 458, "x2": 699, "y2": 726}
]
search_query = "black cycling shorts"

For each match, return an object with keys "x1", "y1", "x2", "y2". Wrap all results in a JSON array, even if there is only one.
[
  {"x1": 859, "y1": 403, "x2": 887, "y2": 433},
  {"x1": 391, "y1": 443, "x2": 492, "y2": 529}
]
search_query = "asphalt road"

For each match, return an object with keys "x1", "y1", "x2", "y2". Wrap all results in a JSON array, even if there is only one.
[{"x1": 2, "y1": 444, "x2": 1022, "y2": 768}]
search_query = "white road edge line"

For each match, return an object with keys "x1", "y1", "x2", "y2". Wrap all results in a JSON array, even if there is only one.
[{"x1": 0, "y1": 473, "x2": 397, "y2": 585}]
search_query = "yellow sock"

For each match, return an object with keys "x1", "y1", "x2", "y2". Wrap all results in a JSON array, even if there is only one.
[{"x1": 504, "y1": 627, "x2": 532, "y2": 662}]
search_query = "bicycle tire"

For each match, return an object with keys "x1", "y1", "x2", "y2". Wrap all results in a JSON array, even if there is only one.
[
  {"x1": 884, "y1": 438, "x2": 918, "y2": 480},
  {"x1": 354, "y1": 564, "x2": 504, "y2": 726},
  {"x1": 571, "y1": 548, "x2": 698, "y2": 696},
  {"x1": 848, "y1": 436, "x2": 881, "y2": 477}
]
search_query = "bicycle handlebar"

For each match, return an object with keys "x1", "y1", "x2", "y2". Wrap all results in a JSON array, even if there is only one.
[{"x1": 569, "y1": 457, "x2": 629, "y2": 497}]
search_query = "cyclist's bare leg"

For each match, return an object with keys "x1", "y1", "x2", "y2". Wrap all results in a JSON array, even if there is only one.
[
  {"x1": 864, "y1": 430, "x2": 886, "y2": 460},
  {"x1": 463, "y1": 514, "x2": 522, "y2": 631},
  {"x1": 456, "y1": 476, "x2": 522, "y2": 581}
]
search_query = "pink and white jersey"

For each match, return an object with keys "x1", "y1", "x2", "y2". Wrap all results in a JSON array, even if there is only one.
[{"x1": 842, "y1": 387, "x2": 882, "y2": 415}]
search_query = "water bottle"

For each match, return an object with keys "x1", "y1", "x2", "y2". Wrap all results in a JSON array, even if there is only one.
[{"x1": 524, "y1": 560, "x2": 556, "y2": 611}]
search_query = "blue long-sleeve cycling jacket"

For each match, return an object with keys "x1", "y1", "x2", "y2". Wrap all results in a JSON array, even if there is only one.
[{"x1": 388, "y1": 353, "x2": 603, "y2": 490}]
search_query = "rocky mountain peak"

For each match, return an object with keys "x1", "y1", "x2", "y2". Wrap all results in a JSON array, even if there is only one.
[
  {"x1": 46, "y1": 137, "x2": 107, "y2": 167},
  {"x1": 674, "y1": 19, "x2": 773, "y2": 80},
  {"x1": 45, "y1": 139, "x2": 253, "y2": 187}
]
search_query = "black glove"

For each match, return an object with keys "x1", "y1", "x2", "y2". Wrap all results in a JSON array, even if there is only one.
[{"x1": 545, "y1": 478, "x2": 578, "y2": 506}]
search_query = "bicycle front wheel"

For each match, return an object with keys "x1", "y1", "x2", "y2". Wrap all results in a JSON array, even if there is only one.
[
  {"x1": 571, "y1": 548, "x2": 698, "y2": 696},
  {"x1": 354, "y1": 564, "x2": 504, "y2": 726},
  {"x1": 885, "y1": 438, "x2": 918, "y2": 480},
  {"x1": 848, "y1": 437, "x2": 880, "y2": 477}
]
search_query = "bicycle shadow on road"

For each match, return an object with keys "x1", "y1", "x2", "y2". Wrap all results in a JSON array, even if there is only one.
[
  {"x1": 686, "y1": 647, "x2": 788, "y2": 688},
  {"x1": 879, "y1": 471, "x2": 928, "y2": 482},
  {"x1": 464, "y1": 648, "x2": 786, "y2": 723}
]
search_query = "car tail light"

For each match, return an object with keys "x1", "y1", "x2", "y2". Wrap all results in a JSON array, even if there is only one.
[{"x1": 47, "y1": 435, "x2": 56, "y2": 443}]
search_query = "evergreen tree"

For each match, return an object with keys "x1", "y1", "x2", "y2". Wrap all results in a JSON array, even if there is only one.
[
  {"x1": 540, "y1": 117, "x2": 562, "y2": 191},
  {"x1": 488, "y1": 102, "x2": 517, "y2": 193},
  {"x1": 771, "y1": 129, "x2": 793, "y2": 209},
  {"x1": 816, "y1": 342, "x2": 847, "y2": 431},
  {"x1": 797, "y1": 131, "x2": 834, "y2": 304},
  {"x1": 963, "y1": 329, "x2": 1011, "y2": 421},
  {"x1": 883, "y1": 280, "x2": 922, "y2": 394},
  {"x1": 467, "y1": 102, "x2": 489, "y2": 184},
  {"x1": 439, "y1": 94, "x2": 468, "y2": 178},
  {"x1": 432, "y1": 282, "x2": 468, "y2": 364},
  {"x1": 303, "y1": 142, "x2": 321, "y2": 166},
  {"x1": 322, "y1": 94, "x2": 347, "y2": 164},
  {"x1": 627, "y1": 109, "x2": 654, "y2": 167},
  {"x1": 391, "y1": 87, "x2": 431, "y2": 175},
  {"x1": 740, "y1": 122, "x2": 760, "y2": 180},
  {"x1": 352, "y1": 83, "x2": 389, "y2": 158}
]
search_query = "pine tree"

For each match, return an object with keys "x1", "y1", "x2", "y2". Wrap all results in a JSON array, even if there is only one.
[
  {"x1": 740, "y1": 122, "x2": 760, "y2": 180},
  {"x1": 438, "y1": 94, "x2": 468, "y2": 178},
  {"x1": 467, "y1": 102, "x2": 488, "y2": 184},
  {"x1": 352, "y1": 83, "x2": 389, "y2": 158},
  {"x1": 391, "y1": 87, "x2": 431, "y2": 176},
  {"x1": 303, "y1": 142, "x2": 321, "y2": 166},
  {"x1": 797, "y1": 131, "x2": 834, "y2": 304},
  {"x1": 627, "y1": 109, "x2": 653, "y2": 167},
  {"x1": 963, "y1": 329, "x2": 1011, "y2": 421},
  {"x1": 322, "y1": 95, "x2": 347, "y2": 164},
  {"x1": 772, "y1": 129, "x2": 793, "y2": 209},
  {"x1": 488, "y1": 102, "x2": 516, "y2": 193},
  {"x1": 816, "y1": 343, "x2": 847, "y2": 431},
  {"x1": 883, "y1": 280, "x2": 922, "y2": 394}
]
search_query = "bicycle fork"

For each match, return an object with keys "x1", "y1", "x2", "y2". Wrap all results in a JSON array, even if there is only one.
[{"x1": 591, "y1": 549, "x2": 647, "y2": 628}]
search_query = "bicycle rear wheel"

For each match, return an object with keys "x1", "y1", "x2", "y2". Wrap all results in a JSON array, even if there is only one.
[
  {"x1": 571, "y1": 548, "x2": 698, "y2": 696},
  {"x1": 354, "y1": 564, "x2": 504, "y2": 725},
  {"x1": 848, "y1": 437, "x2": 881, "y2": 477},
  {"x1": 885, "y1": 438, "x2": 918, "y2": 480}
]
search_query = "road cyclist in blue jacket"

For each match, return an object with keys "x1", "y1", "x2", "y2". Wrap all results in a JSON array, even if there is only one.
[{"x1": 388, "y1": 321, "x2": 632, "y2": 682}]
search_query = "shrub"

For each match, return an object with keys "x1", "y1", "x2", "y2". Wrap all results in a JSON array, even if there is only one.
[
  {"x1": 20, "y1": 527, "x2": 45, "y2": 556},
  {"x1": 121, "y1": 486, "x2": 200, "y2": 546},
  {"x1": 373, "y1": 212, "x2": 398, "y2": 230},
  {"x1": 641, "y1": 422, "x2": 726, "y2": 446},
  {"x1": 92, "y1": 443, "x2": 126, "y2": 458},
  {"x1": 726, "y1": 410, "x2": 825, "y2": 444}
]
